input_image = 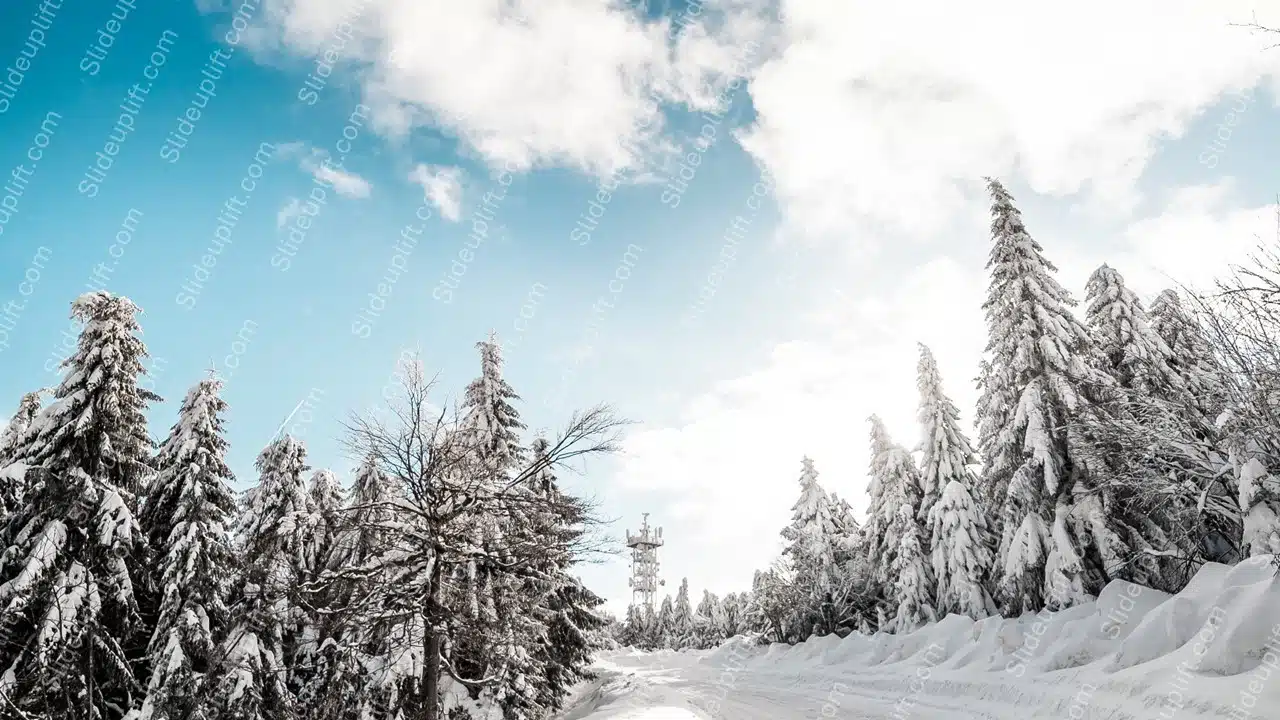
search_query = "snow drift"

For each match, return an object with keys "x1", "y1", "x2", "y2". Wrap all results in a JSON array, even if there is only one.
[{"x1": 586, "y1": 557, "x2": 1280, "y2": 719}]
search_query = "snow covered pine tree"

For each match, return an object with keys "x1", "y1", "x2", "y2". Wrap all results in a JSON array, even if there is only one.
[
  {"x1": 0, "y1": 292, "x2": 159, "y2": 719},
  {"x1": 779, "y1": 457, "x2": 845, "y2": 638},
  {"x1": 0, "y1": 389, "x2": 44, "y2": 518},
  {"x1": 137, "y1": 376, "x2": 239, "y2": 720},
  {"x1": 1080, "y1": 264, "x2": 1198, "y2": 590},
  {"x1": 916, "y1": 344, "x2": 996, "y2": 619},
  {"x1": 976, "y1": 179, "x2": 1102, "y2": 614},
  {"x1": 863, "y1": 415, "x2": 932, "y2": 626},
  {"x1": 210, "y1": 435, "x2": 311, "y2": 720}
]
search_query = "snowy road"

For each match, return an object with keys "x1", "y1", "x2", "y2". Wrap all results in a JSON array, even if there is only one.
[
  {"x1": 555, "y1": 649, "x2": 1016, "y2": 719},
  {"x1": 556, "y1": 560, "x2": 1280, "y2": 719}
]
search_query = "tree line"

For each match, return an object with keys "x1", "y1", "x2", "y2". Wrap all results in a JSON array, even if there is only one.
[
  {"x1": 622, "y1": 178, "x2": 1280, "y2": 649},
  {"x1": 0, "y1": 297, "x2": 625, "y2": 720}
]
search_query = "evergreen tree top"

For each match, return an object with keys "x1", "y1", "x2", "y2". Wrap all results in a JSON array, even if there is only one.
[
  {"x1": 156, "y1": 378, "x2": 227, "y2": 463},
  {"x1": 1150, "y1": 287, "x2": 1218, "y2": 378},
  {"x1": 146, "y1": 377, "x2": 235, "y2": 537},
  {"x1": 867, "y1": 415, "x2": 892, "y2": 475},
  {"x1": 1085, "y1": 263, "x2": 1181, "y2": 393},
  {"x1": 830, "y1": 492, "x2": 860, "y2": 531},
  {"x1": 255, "y1": 434, "x2": 308, "y2": 476},
  {"x1": 1084, "y1": 263, "x2": 1149, "y2": 345},
  {"x1": 981, "y1": 178, "x2": 1079, "y2": 321},
  {"x1": 239, "y1": 434, "x2": 310, "y2": 544},
  {"x1": 866, "y1": 415, "x2": 922, "y2": 512},
  {"x1": 795, "y1": 456, "x2": 821, "y2": 497},
  {"x1": 916, "y1": 345, "x2": 969, "y2": 436},
  {"x1": 0, "y1": 390, "x2": 45, "y2": 461},
  {"x1": 675, "y1": 578, "x2": 690, "y2": 603},
  {"x1": 782, "y1": 455, "x2": 838, "y2": 561},
  {"x1": 462, "y1": 335, "x2": 527, "y2": 469},
  {"x1": 1149, "y1": 288, "x2": 1184, "y2": 322},
  {"x1": 799, "y1": 455, "x2": 817, "y2": 478},
  {"x1": 351, "y1": 454, "x2": 396, "y2": 505},
  {"x1": 16, "y1": 292, "x2": 159, "y2": 496},
  {"x1": 307, "y1": 468, "x2": 344, "y2": 515},
  {"x1": 529, "y1": 434, "x2": 560, "y2": 495},
  {"x1": 916, "y1": 343, "x2": 977, "y2": 499}
]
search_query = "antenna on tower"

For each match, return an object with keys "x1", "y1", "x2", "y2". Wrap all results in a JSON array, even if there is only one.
[{"x1": 625, "y1": 513, "x2": 664, "y2": 612}]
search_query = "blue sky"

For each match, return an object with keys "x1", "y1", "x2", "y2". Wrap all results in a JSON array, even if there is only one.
[{"x1": 2, "y1": 0, "x2": 1280, "y2": 615}]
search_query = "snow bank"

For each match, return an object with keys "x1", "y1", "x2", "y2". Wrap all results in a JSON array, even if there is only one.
[{"x1": 691, "y1": 558, "x2": 1280, "y2": 718}]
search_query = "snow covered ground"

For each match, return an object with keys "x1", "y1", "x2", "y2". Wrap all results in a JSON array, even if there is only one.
[{"x1": 561, "y1": 557, "x2": 1280, "y2": 719}]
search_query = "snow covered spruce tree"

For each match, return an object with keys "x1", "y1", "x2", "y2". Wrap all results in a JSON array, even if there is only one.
[
  {"x1": 0, "y1": 389, "x2": 44, "y2": 517},
  {"x1": 692, "y1": 591, "x2": 724, "y2": 648},
  {"x1": 975, "y1": 179, "x2": 1103, "y2": 614},
  {"x1": 916, "y1": 346, "x2": 978, "y2": 522},
  {"x1": 0, "y1": 292, "x2": 160, "y2": 719},
  {"x1": 136, "y1": 376, "x2": 239, "y2": 720},
  {"x1": 778, "y1": 457, "x2": 854, "y2": 637},
  {"x1": 0, "y1": 390, "x2": 43, "y2": 461},
  {"x1": 863, "y1": 419, "x2": 923, "y2": 585},
  {"x1": 519, "y1": 436, "x2": 609, "y2": 714},
  {"x1": 829, "y1": 491, "x2": 861, "y2": 558},
  {"x1": 890, "y1": 504, "x2": 936, "y2": 633},
  {"x1": 636, "y1": 604, "x2": 662, "y2": 650},
  {"x1": 862, "y1": 415, "x2": 934, "y2": 631},
  {"x1": 916, "y1": 344, "x2": 996, "y2": 619},
  {"x1": 1084, "y1": 265, "x2": 1184, "y2": 396},
  {"x1": 462, "y1": 333, "x2": 527, "y2": 474},
  {"x1": 860, "y1": 417, "x2": 898, "y2": 588},
  {"x1": 781, "y1": 458, "x2": 837, "y2": 574},
  {"x1": 1229, "y1": 443, "x2": 1280, "y2": 558},
  {"x1": 732, "y1": 593, "x2": 752, "y2": 637},
  {"x1": 654, "y1": 595, "x2": 675, "y2": 648},
  {"x1": 671, "y1": 578, "x2": 695, "y2": 649},
  {"x1": 210, "y1": 435, "x2": 312, "y2": 720},
  {"x1": 1149, "y1": 288, "x2": 1224, "y2": 413},
  {"x1": 1079, "y1": 264, "x2": 1207, "y2": 589},
  {"x1": 1148, "y1": 288, "x2": 1241, "y2": 565},
  {"x1": 292, "y1": 467, "x2": 345, "y2": 696},
  {"x1": 338, "y1": 352, "x2": 623, "y2": 720},
  {"x1": 450, "y1": 334, "x2": 547, "y2": 717},
  {"x1": 927, "y1": 481, "x2": 997, "y2": 620},
  {"x1": 303, "y1": 469, "x2": 345, "y2": 573},
  {"x1": 619, "y1": 604, "x2": 646, "y2": 647},
  {"x1": 745, "y1": 568, "x2": 792, "y2": 642},
  {"x1": 297, "y1": 455, "x2": 404, "y2": 720},
  {"x1": 330, "y1": 455, "x2": 401, "y2": 571}
]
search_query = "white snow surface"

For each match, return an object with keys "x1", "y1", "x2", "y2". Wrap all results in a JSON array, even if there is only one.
[{"x1": 561, "y1": 557, "x2": 1280, "y2": 718}]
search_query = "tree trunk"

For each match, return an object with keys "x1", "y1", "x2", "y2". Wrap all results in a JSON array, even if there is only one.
[
  {"x1": 423, "y1": 546, "x2": 444, "y2": 720},
  {"x1": 423, "y1": 625, "x2": 441, "y2": 720}
]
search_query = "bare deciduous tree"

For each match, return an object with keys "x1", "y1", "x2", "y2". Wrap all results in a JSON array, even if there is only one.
[{"x1": 323, "y1": 354, "x2": 626, "y2": 720}]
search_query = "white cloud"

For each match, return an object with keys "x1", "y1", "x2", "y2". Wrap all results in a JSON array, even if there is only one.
[
  {"x1": 274, "y1": 141, "x2": 374, "y2": 198},
  {"x1": 739, "y1": 0, "x2": 1280, "y2": 242},
  {"x1": 407, "y1": 164, "x2": 464, "y2": 222},
  {"x1": 273, "y1": 141, "x2": 308, "y2": 159},
  {"x1": 301, "y1": 155, "x2": 371, "y2": 198},
  {"x1": 304, "y1": 159, "x2": 373, "y2": 198},
  {"x1": 244, "y1": 1, "x2": 1280, "y2": 246},
  {"x1": 276, "y1": 197, "x2": 303, "y2": 228},
  {"x1": 1053, "y1": 179, "x2": 1278, "y2": 298},
  {"x1": 233, "y1": 0, "x2": 771, "y2": 178}
]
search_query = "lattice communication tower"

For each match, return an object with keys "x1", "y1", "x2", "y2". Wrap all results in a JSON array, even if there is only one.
[{"x1": 626, "y1": 513, "x2": 664, "y2": 611}]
